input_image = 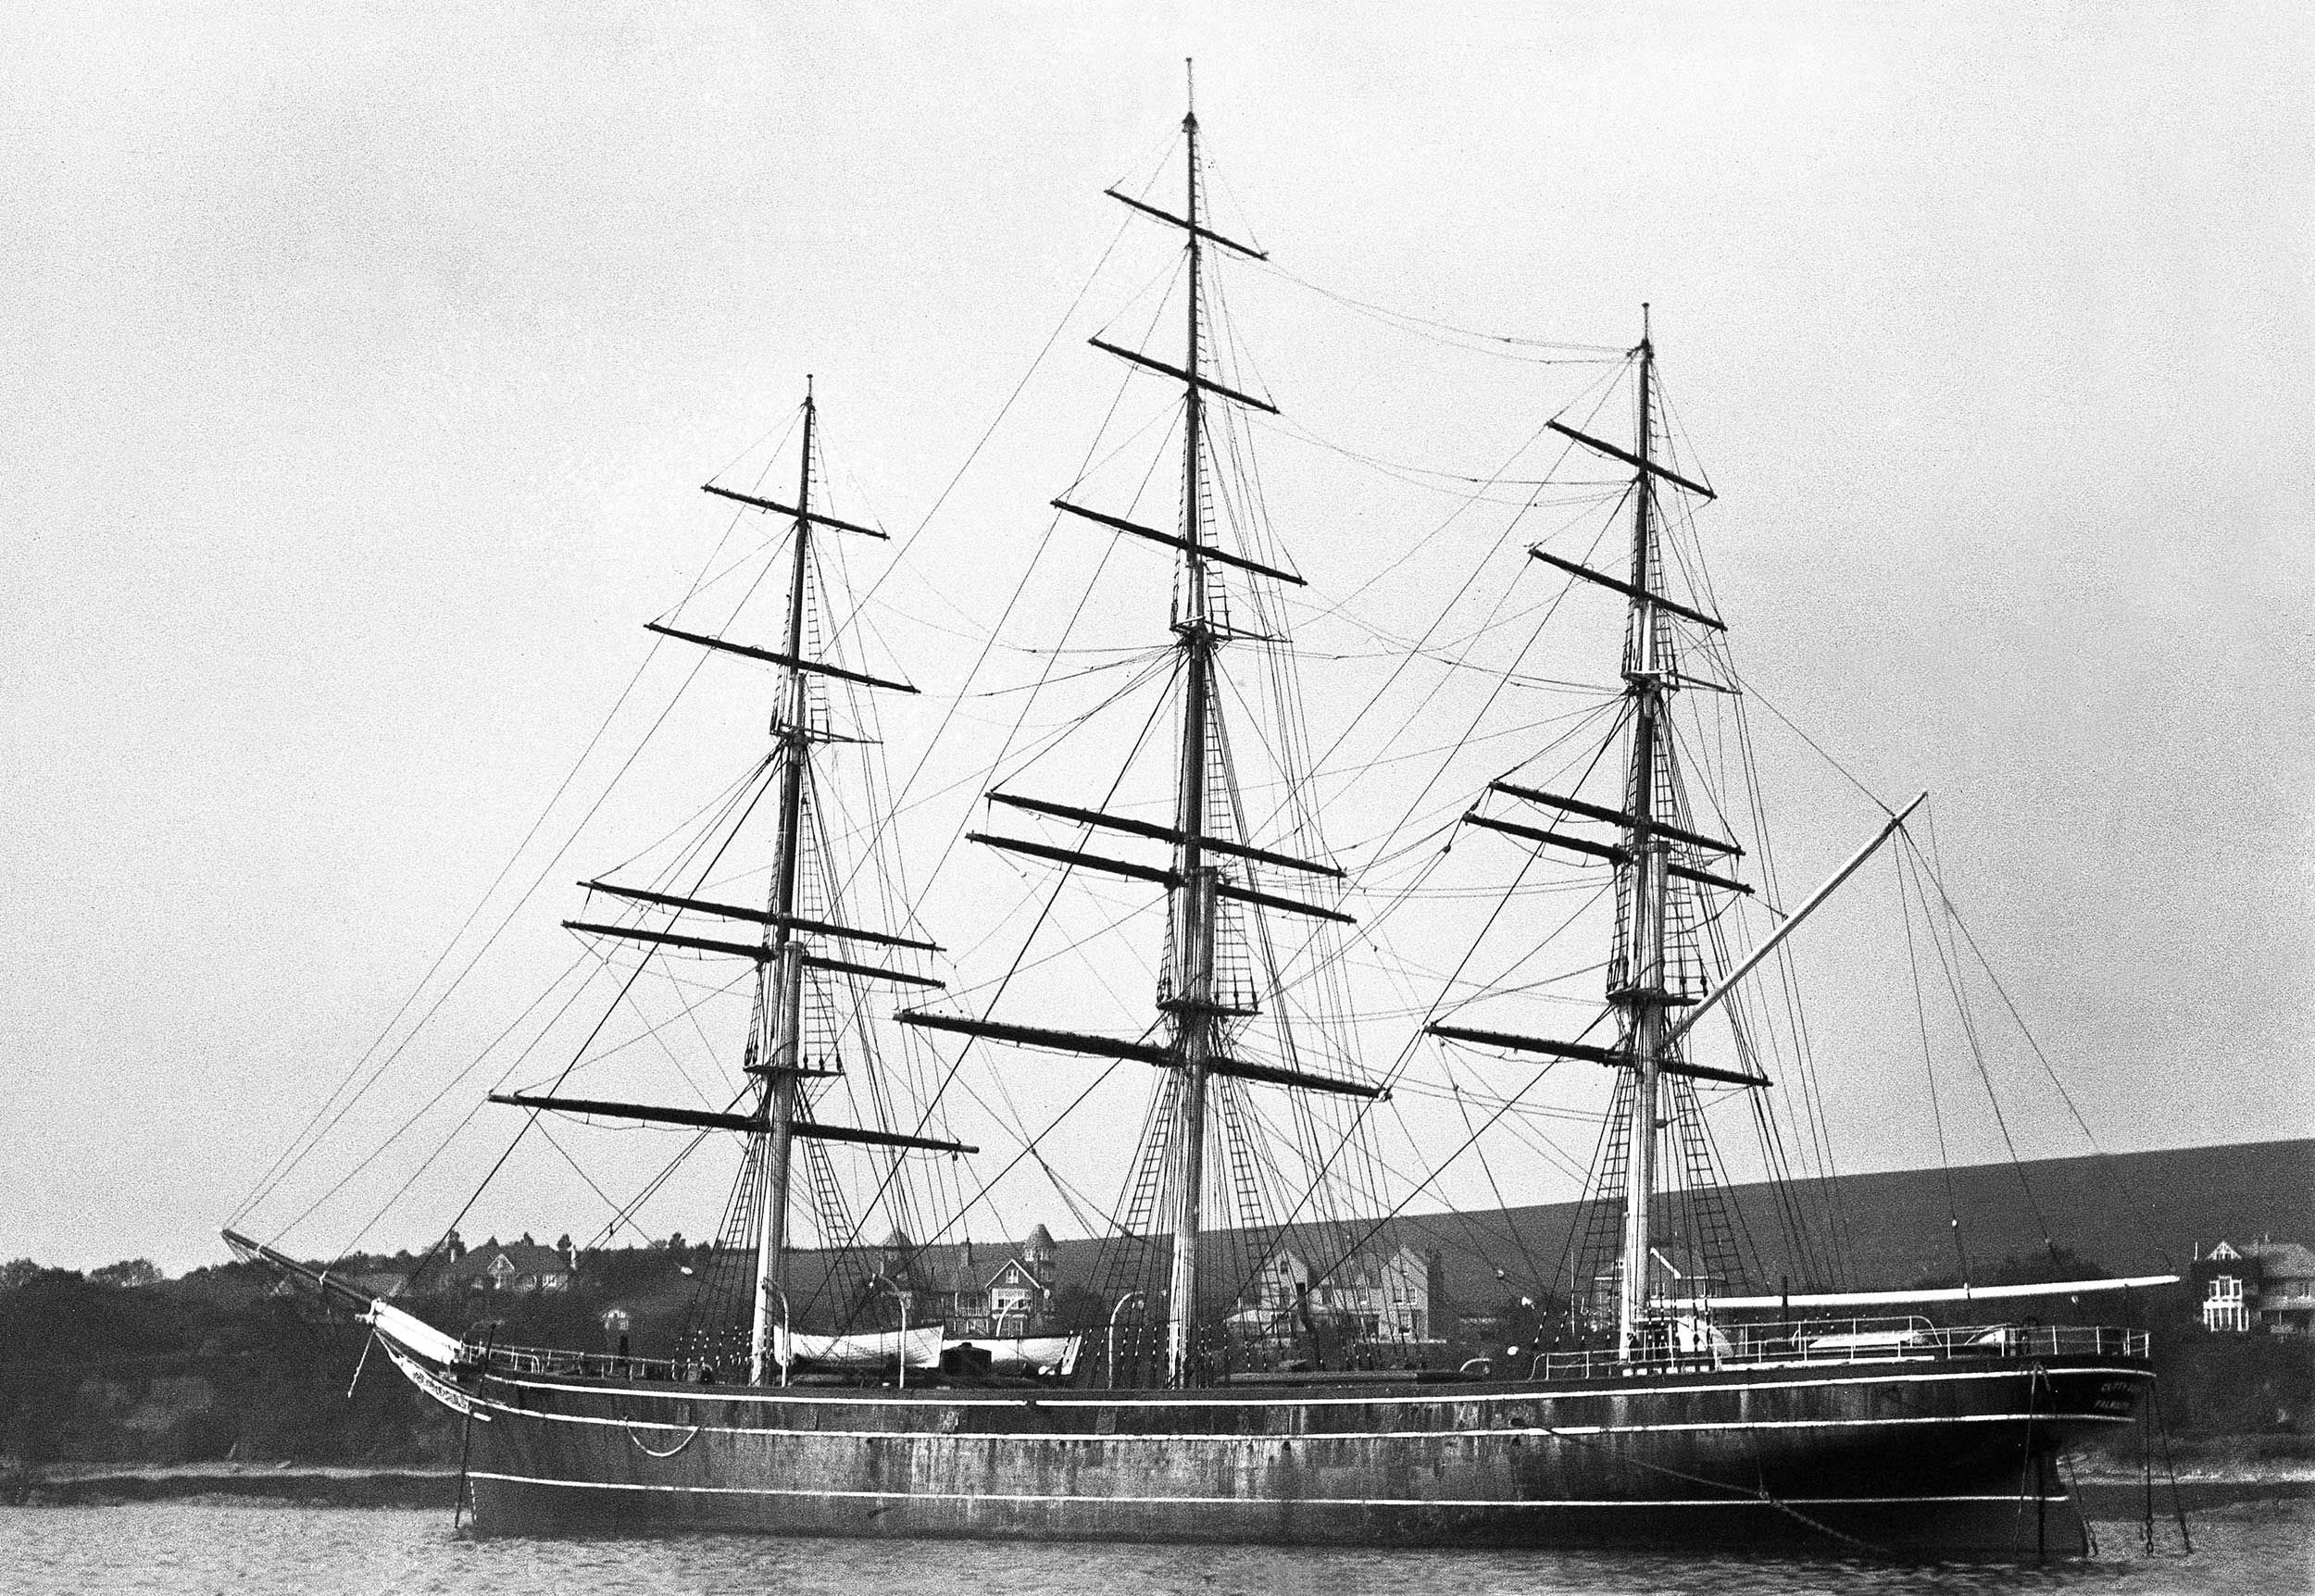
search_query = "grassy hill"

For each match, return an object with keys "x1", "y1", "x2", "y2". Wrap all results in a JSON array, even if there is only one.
[
  {"x1": 1004, "y1": 1138, "x2": 2313, "y2": 1328},
  {"x1": 1376, "y1": 1138, "x2": 2315, "y2": 1313},
  {"x1": 1, "y1": 1139, "x2": 2306, "y2": 1469}
]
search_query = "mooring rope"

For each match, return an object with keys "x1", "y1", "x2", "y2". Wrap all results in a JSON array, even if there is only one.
[{"x1": 626, "y1": 1422, "x2": 702, "y2": 1460}]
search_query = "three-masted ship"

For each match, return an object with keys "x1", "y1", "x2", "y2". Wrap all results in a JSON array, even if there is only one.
[{"x1": 229, "y1": 86, "x2": 2167, "y2": 1555}]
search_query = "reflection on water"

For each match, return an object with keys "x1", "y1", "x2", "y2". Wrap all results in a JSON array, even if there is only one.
[{"x1": 1, "y1": 1502, "x2": 2303, "y2": 1596}]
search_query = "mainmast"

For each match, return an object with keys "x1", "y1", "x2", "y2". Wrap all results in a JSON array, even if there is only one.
[
  {"x1": 749, "y1": 379, "x2": 818, "y2": 1381},
  {"x1": 896, "y1": 70, "x2": 1383, "y2": 1390},
  {"x1": 1613, "y1": 311, "x2": 1667, "y2": 1355},
  {"x1": 1164, "y1": 77, "x2": 1218, "y2": 1390}
]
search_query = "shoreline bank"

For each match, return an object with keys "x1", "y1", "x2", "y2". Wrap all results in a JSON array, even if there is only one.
[{"x1": 7, "y1": 1463, "x2": 457, "y2": 1509}]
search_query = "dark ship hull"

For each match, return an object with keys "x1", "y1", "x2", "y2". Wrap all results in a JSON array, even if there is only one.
[{"x1": 405, "y1": 1340, "x2": 2150, "y2": 1553}]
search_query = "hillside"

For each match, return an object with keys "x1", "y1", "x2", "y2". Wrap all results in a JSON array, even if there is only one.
[
  {"x1": 1377, "y1": 1138, "x2": 2315, "y2": 1313},
  {"x1": 2, "y1": 1139, "x2": 2306, "y2": 1468},
  {"x1": 1001, "y1": 1139, "x2": 2313, "y2": 1324}
]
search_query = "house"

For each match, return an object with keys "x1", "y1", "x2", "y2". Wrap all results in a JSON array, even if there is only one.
[
  {"x1": 870, "y1": 1225, "x2": 1058, "y2": 1337},
  {"x1": 1238, "y1": 1231, "x2": 1446, "y2": 1345},
  {"x1": 441, "y1": 1235, "x2": 579, "y2": 1295},
  {"x1": 2195, "y1": 1239, "x2": 2315, "y2": 1336}
]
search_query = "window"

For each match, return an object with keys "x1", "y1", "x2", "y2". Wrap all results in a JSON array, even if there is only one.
[
  {"x1": 991, "y1": 1285, "x2": 1033, "y2": 1329},
  {"x1": 2209, "y1": 1276, "x2": 2242, "y2": 1303}
]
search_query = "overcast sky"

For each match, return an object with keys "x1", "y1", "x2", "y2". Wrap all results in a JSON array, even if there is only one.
[{"x1": 6, "y1": 3, "x2": 2310, "y2": 1272}]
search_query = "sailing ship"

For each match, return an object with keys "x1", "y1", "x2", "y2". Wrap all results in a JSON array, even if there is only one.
[{"x1": 227, "y1": 86, "x2": 2171, "y2": 1554}]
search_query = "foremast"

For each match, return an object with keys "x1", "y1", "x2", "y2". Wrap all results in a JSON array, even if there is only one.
[{"x1": 508, "y1": 381, "x2": 967, "y2": 1383}]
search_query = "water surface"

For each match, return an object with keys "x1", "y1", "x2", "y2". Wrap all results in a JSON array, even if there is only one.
[{"x1": 3, "y1": 1502, "x2": 2300, "y2": 1595}]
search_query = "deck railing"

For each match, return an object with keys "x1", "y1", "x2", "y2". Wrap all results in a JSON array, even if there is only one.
[
  {"x1": 456, "y1": 1340, "x2": 725, "y2": 1383},
  {"x1": 458, "y1": 1318, "x2": 2151, "y2": 1388},
  {"x1": 1531, "y1": 1316, "x2": 2150, "y2": 1381}
]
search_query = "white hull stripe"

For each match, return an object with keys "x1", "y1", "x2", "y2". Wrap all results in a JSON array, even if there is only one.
[
  {"x1": 469, "y1": 1470, "x2": 2067, "y2": 1512},
  {"x1": 488, "y1": 1363, "x2": 2151, "y2": 1411}
]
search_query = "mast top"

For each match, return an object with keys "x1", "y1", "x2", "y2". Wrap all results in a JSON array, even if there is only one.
[{"x1": 1185, "y1": 57, "x2": 1195, "y2": 124}]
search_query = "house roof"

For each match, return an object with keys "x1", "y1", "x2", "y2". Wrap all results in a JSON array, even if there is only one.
[
  {"x1": 2245, "y1": 1241, "x2": 2315, "y2": 1277},
  {"x1": 886, "y1": 1239, "x2": 1052, "y2": 1296},
  {"x1": 445, "y1": 1241, "x2": 569, "y2": 1279},
  {"x1": 1258, "y1": 1229, "x2": 1425, "y2": 1289}
]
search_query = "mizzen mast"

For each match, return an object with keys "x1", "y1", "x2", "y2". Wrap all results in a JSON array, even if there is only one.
[
  {"x1": 1611, "y1": 310, "x2": 1670, "y2": 1357},
  {"x1": 749, "y1": 378, "x2": 820, "y2": 1383},
  {"x1": 1426, "y1": 309, "x2": 1753, "y2": 1356}
]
